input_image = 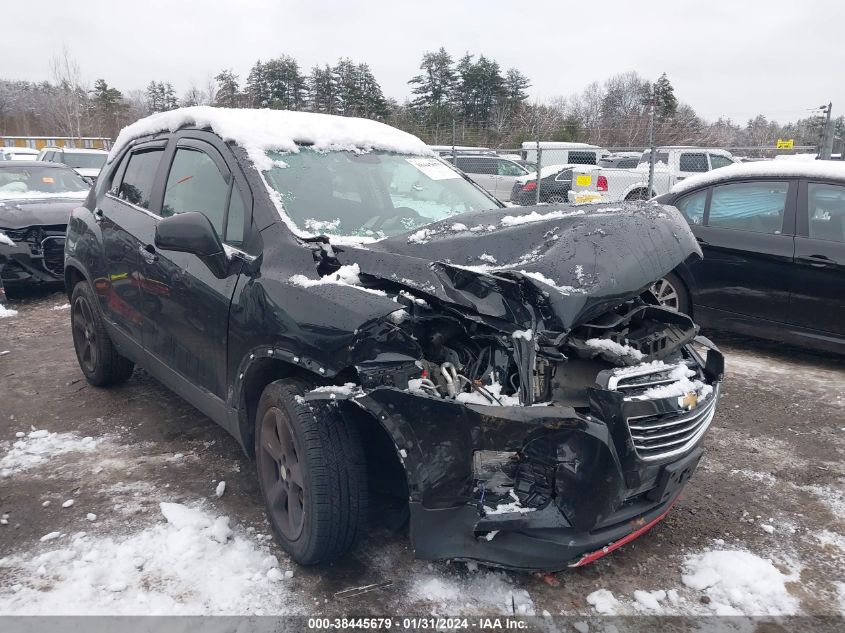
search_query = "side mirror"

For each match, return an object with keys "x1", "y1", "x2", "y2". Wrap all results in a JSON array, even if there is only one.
[{"x1": 155, "y1": 212, "x2": 231, "y2": 278}]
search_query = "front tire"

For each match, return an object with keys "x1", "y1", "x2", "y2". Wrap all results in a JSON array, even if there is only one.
[
  {"x1": 70, "y1": 280, "x2": 134, "y2": 387},
  {"x1": 255, "y1": 379, "x2": 368, "y2": 565},
  {"x1": 651, "y1": 272, "x2": 690, "y2": 314}
]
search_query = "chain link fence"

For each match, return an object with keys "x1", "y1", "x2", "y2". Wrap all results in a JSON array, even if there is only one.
[{"x1": 431, "y1": 126, "x2": 821, "y2": 206}]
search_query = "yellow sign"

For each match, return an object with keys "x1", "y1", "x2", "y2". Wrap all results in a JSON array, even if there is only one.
[
  {"x1": 575, "y1": 174, "x2": 592, "y2": 187},
  {"x1": 776, "y1": 139, "x2": 794, "y2": 149}
]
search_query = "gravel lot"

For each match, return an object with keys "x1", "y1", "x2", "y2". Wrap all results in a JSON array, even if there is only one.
[{"x1": 1, "y1": 288, "x2": 844, "y2": 618}]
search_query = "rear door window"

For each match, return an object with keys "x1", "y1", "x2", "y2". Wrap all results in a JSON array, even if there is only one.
[
  {"x1": 806, "y1": 183, "x2": 845, "y2": 243},
  {"x1": 567, "y1": 151, "x2": 597, "y2": 165},
  {"x1": 707, "y1": 181, "x2": 789, "y2": 234},
  {"x1": 679, "y1": 153, "x2": 709, "y2": 172},
  {"x1": 675, "y1": 189, "x2": 708, "y2": 225},
  {"x1": 117, "y1": 149, "x2": 164, "y2": 209},
  {"x1": 497, "y1": 159, "x2": 526, "y2": 176},
  {"x1": 455, "y1": 157, "x2": 495, "y2": 175},
  {"x1": 709, "y1": 154, "x2": 734, "y2": 169}
]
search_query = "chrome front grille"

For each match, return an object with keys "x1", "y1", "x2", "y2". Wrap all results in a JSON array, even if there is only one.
[{"x1": 626, "y1": 386, "x2": 719, "y2": 461}]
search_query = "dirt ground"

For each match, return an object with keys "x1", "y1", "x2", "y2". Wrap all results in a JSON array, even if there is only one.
[{"x1": 1, "y1": 287, "x2": 844, "y2": 618}]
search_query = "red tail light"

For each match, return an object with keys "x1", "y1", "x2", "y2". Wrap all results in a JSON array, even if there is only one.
[
  {"x1": 597, "y1": 175, "x2": 608, "y2": 192},
  {"x1": 522, "y1": 181, "x2": 537, "y2": 192}
]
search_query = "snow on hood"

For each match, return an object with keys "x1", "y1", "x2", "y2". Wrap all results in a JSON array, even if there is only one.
[
  {"x1": 672, "y1": 160, "x2": 845, "y2": 194},
  {"x1": 336, "y1": 201, "x2": 700, "y2": 330},
  {"x1": 109, "y1": 106, "x2": 432, "y2": 170}
]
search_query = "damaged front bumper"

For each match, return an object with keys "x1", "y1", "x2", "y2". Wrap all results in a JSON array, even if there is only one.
[
  {"x1": 0, "y1": 226, "x2": 66, "y2": 287},
  {"x1": 341, "y1": 340, "x2": 723, "y2": 571}
]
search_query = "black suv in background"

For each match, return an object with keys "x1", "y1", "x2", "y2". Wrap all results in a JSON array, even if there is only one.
[{"x1": 65, "y1": 107, "x2": 722, "y2": 570}]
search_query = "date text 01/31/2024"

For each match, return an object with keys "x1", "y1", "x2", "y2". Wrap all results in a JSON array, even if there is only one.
[{"x1": 307, "y1": 617, "x2": 529, "y2": 629}]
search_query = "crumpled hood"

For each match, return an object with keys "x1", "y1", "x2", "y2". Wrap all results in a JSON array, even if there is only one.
[
  {"x1": 335, "y1": 202, "x2": 700, "y2": 331},
  {"x1": 0, "y1": 197, "x2": 81, "y2": 229}
]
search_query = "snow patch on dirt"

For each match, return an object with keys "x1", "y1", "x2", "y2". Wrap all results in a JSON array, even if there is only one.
[
  {"x1": 409, "y1": 570, "x2": 535, "y2": 615},
  {"x1": 0, "y1": 430, "x2": 102, "y2": 477},
  {"x1": 681, "y1": 549, "x2": 800, "y2": 615},
  {"x1": 0, "y1": 502, "x2": 294, "y2": 615}
]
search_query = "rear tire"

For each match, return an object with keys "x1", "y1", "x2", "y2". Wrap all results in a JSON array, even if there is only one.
[
  {"x1": 255, "y1": 379, "x2": 368, "y2": 565},
  {"x1": 70, "y1": 280, "x2": 134, "y2": 387},
  {"x1": 625, "y1": 188, "x2": 651, "y2": 201},
  {"x1": 651, "y1": 272, "x2": 690, "y2": 314}
]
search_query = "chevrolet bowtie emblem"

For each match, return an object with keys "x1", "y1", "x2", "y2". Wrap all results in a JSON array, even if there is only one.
[{"x1": 680, "y1": 392, "x2": 699, "y2": 410}]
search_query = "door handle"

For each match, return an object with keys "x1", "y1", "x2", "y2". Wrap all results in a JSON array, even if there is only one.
[
  {"x1": 139, "y1": 244, "x2": 158, "y2": 264},
  {"x1": 800, "y1": 254, "x2": 837, "y2": 268}
]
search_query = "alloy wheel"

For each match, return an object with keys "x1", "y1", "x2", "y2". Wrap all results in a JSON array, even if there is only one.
[
  {"x1": 71, "y1": 295, "x2": 98, "y2": 373},
  {"x1": 258, "y1": 407, "x2": 306, "y2": 540},
  {"x1": 651, "y1": 277, "x2": 679, "y2": 310}
]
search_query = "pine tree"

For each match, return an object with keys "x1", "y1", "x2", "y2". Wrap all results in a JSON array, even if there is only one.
[
  {"x1": 504, "y1": 68, "x2": 530, "y2": 107},
  {"x1": 408, "y1": 47, "x2": 455, "y2": 127},
  {"x1": 90, "y1": 79, "x2": 126, "y2": 136},
  {"x1": 652, "y1": 73, "x2": 678, "y2": 119},
  {"x1": 307, "y1": 65, "x2": 337, "y2": 114},
  {"x1": 245, "y1": 60, "x2": 270, "y2": 108},
  {"x1": 145, "y1": 81, "x2": 163, "y2": 113},
  {"x1": 356, "y1": 63, "x2": 388, "y2": 120},
  {"x1": 265, "y1": 56, "x2": 305, "y2": 110},
  {"x1": 162, "y1": 82, "x2": 178, "y2": 111},
  {"x1": 214, "y1": 70, "x2": 241, "y2": 108}
]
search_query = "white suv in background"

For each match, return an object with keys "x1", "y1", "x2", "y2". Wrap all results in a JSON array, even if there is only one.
[{"x1": 37, "y1": 147, "x2": 108, "y2": 183}]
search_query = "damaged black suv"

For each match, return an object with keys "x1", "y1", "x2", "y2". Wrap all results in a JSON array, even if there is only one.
[{"x1": 65, "y1": 107, "x2": 723, "y2": 570}]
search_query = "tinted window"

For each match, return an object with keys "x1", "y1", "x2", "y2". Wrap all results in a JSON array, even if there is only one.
[
  {"x1": 497, "y1": 160, "x2": 526, "y2": 176},
  {"x1": 618, "y1": 158, "x2": 639, "y2": 168},
  {"x1": 567, "y1": 151, "x2": 597, "y2": 165},
  {"x1": 162, "y1": 147, "x2": 229, "y2": 236},
  {"x1": 455, "y1": 157, "x2": 495, "y2": 175},
  {"x1": 639, "y1": 151, "x2": 670, "y2": 169},
  {"x1": 675, "y1": 189, "x2": 707, "y2": 225},
  {"x1": 709, "y1": 154, "x2": 734, "y2": 169},
  {"x1": 118, "y1": 149, "x2": 163, "y2": 209},
  {"x1": 807, "y1": 183, "x2": 845, "y2": 243},
  {"x1": 679, "y1": 153, "x2": 708, "y2": 172},
  {"x1": 708, "y1": 181, "x2": 788, "y2": 234}
]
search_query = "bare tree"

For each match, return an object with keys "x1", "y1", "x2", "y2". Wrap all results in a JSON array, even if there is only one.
[{"x1": 49, "y1": 45, "x2": 87, "y2": 138}]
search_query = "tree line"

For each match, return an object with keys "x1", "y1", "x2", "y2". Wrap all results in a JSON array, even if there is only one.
[{"x1": 0, "y1": 48, "x2": 839, "y2": 155}]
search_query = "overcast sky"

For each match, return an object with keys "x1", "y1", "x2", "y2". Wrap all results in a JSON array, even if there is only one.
[{"x1": 4, "y1": 0, "x2": 841, "y2": 123}]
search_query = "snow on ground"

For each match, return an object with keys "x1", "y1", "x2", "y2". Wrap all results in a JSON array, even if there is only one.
[
  {"x1": 0, "y1": 430, "x2": 102, "y2": 478},
  {"x1": 582, "y1": 548, "x2": 800, "y2": 617},
  {"x1": 409, "y1": 569, "x2": 535, "y2": 616},
  {"x1": 0, "y1": 502, "x2": 295, "y2": 615},
  {"x1": 681, "y1": 549, "x2": 800, "y2": 615},
  {"x1": 0, "y1": 304, "x2": 18, "y2": 318}
]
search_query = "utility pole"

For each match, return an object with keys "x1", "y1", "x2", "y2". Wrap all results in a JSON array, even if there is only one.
[
  {"x1": 647, "y1": 98, "x2": 657, "y2": 196},
  {"x1": 451, "y1": 118, "x2": 456, "y2": 164},
  {"x1": 818, "y1": 102, "x2": 833, "y2": 160},
  {"x1": 535, "y1": 106, "x2": 542, "y2": 206}
]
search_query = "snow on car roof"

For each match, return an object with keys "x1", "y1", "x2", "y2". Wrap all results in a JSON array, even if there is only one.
[
  {"x1": 671, "y1": 160, "x2": 845, "y2": 195},
  {"x1": 109, "y1": 106, "x2": 432, "y2": 170}
]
